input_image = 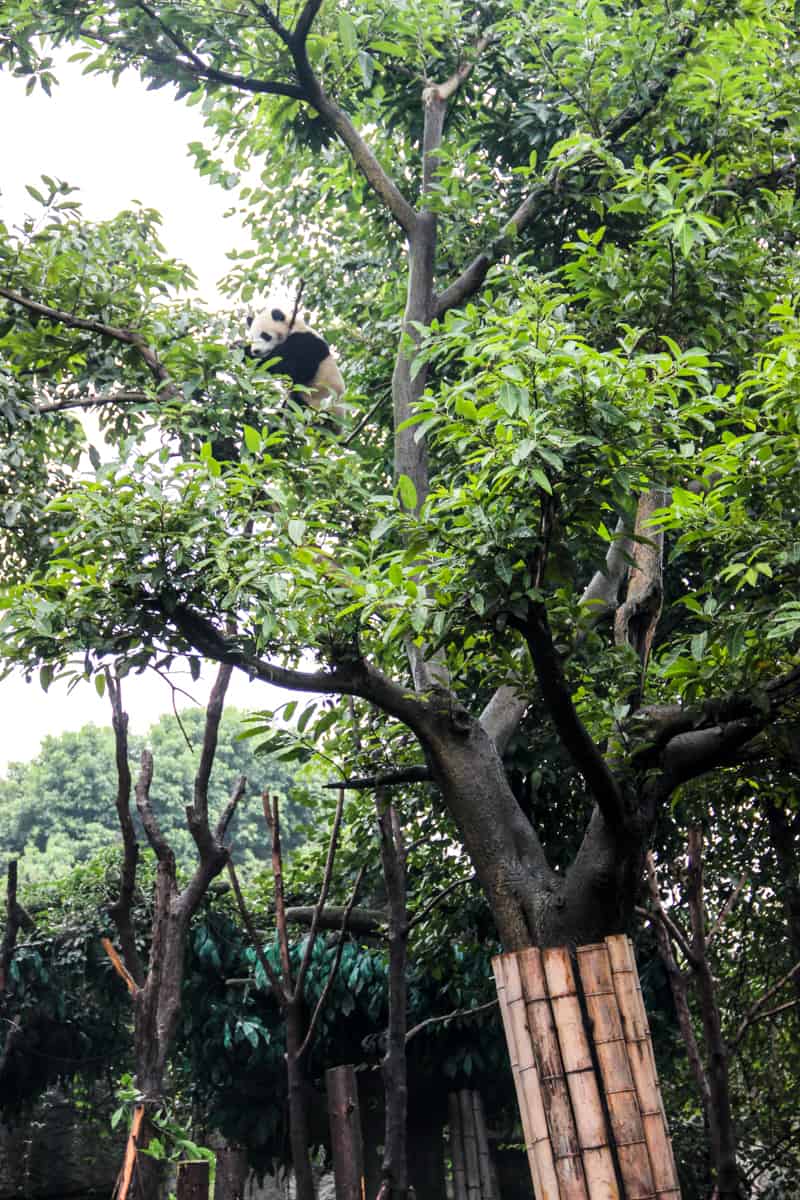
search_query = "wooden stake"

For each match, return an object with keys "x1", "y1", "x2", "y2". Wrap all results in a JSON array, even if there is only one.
[
  {"x1": 115, "y1": 1103, "x2": 145, "y2": 1200},
  {"x1": 606, "y1": 936, "x2": 681, "y2": 1199},
  {"x1": 177, "y1": 1160, "x2": 210, "y2": 1200},
  {"x1": 327, "y1": 1065, "x2": 366, "y2": 1200}
]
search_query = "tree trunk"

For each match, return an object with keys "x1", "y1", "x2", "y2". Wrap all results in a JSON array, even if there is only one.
[{"x1": 763, "y1": 798, "x2": 800, "y2": 1006}]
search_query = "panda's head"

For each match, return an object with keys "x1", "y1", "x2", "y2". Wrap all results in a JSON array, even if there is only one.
[{"x1": 246, "y1": 306, "x2": 308, "y2": 359}]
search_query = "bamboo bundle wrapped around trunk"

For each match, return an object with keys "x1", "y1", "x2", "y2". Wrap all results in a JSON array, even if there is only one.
[
  {"x1": 605, "y1": 936, "x2": 681, "y2": 1200},
  {"x1": 493, "y1": 937, "x2": 681, "y2": 1200}
]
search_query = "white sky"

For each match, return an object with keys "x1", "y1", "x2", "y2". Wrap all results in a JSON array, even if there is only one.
[{"x1": 0, "y1": 55, "x2": 292, "y2": 771}]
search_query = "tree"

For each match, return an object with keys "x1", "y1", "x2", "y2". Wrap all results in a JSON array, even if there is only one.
[{"x1": 2, "y1": 4, "x2": 800, "y2": 1193}]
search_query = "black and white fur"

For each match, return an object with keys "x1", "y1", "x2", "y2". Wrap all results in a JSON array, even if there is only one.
[{"x1": 246, "y1": 307, "x2": 345, "y2": 417}]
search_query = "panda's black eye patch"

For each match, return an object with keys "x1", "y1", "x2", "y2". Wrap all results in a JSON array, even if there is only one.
[
  {"x1": 260, "y1": 331, "x2": 272, "y2": 340},
  {"x1": 271, "y1": 308, "x2": 286, "y2": 322}
]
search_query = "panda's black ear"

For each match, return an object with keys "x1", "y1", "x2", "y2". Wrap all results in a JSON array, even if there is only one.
[
  {"x1": 245, "y1": 313, "x2": 254, "y2": 328},
  {"x1": 271, "y1": 308, "x2": 286, "y2": 322}
]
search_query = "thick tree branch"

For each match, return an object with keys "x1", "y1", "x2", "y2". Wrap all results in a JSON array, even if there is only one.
[
  {"x1": 579, "y1": 516, "x2": 634, "y2": 618},
  {"x1": 285, "y1": 904, "x2": 385, "y2": 935},
  {"x1": 323, "y1": 765, "x2": 432, "y2": 790},
  {"x1": 604, "y1": 24, "x2": 698, "y2": 143},
  {"x1": 479, "y1": 684, "x2": 528, "y2": 754},
  {"x1": 523, "y1": 602, "x2": 625, "y2": 828},
  {"x1": 134, "y1": 749, "x2": 172, "y2": 862},
  {"x1": 158, "y1": 597, "x2": 432, "y2": 732}
]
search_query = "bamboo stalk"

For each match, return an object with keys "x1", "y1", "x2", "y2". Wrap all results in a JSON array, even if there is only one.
[
  {"x1": 542, "y1": 947, "x2": 619, "y2": 1195},
  {"x1": 492, "y1": 951, "x2": 558, "y2": 1198},
  {"x1": 576, "y1": 943, "x2": 656, "y2": 1200},
  {"x1": 460, "y1": 1090, "x2": 482, "y2": 1200},
  {"x1": 516, "y1": 948, "x2": 589, "y2": 1199},
  {"x1": 449, "y1": 1092, "x2": 468, "y2": 1200},
  {"x1": 606, "y1": 936, "x2": 681, "y2": 1199},
  {"x1": 471, "y1": 1091, "x2": 498, "y2": 1200}
]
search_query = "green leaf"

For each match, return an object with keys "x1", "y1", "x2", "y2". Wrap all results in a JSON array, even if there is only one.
[
  {"x1": 338, "y1": 11, "x2": 358, "y2": 55},
  {"x1": 398, "y1": 475, "x2": 418, "y2": 510}
]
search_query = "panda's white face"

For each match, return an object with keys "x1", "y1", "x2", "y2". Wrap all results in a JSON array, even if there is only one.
[{"x1": 246, "y1": 307, "x2": 290, "y2": 358}]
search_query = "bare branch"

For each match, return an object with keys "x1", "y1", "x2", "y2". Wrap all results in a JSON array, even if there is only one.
[
  {"x1": 0, "y1": 862, "x2": 21, "y2": 995},
  {"x1": 731, "y1": 961, "x2": 800, "y2": 1052},
  {"x1": 36, "y1": 391, "x2": 150, "y2": 415},
  {"x1": 215, "y1": 774, "x2": 247, "y2": 843},
  {"x1": 189, "y1": 661, "x2": 234, "y2": 853},
  {"x1": 428, "y1": 34, "x2": 492, "y2": 103},
  {"x1": 706, "y1": 873, "x2": 748, "y2": 948},
  {"x1": 264, "y1": 793, "x2": 293, "y2": 988},
  {"x1": 604, "y1": 24, "x2": 698, "y2": 142},
  {"x1": 286, "y1": 904, "x2": 385, "y2": 935},
  {"x1": 406, "y1": 998, "x2": 498, "y2": 1043},
  {"x1": 226, "y1": 857, "x2": 287, "y2": 1004},
  {"x1": 295, "y1": 787, "x2": 347, "y2": 995},
  {"x1": 579, "y1": 516, "x2": 633, "y2": 618},
  {"x1": 100, "y1": 936, "x2": 139, "y2": 996},
  {"x1": 134, "y1": 749, "x2": 172, "y2": 862},
  {"x1": 106, "y1": 672, "x2": 146, "y2": 986},
  {"x1": 297, "y1": 862, "x2": 366, "y2": 1059}
]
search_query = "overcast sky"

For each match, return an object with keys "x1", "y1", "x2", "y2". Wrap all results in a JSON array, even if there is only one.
[{"x1": 0, "y1": 55, "x2": 289, "y2": 770}]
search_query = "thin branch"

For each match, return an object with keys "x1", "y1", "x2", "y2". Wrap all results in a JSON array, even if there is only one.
[
  {"x1": 429, "y1": 34, "x2": 492, "y2": 103},
  {"x1": 100, "y1": 936, "x2": 139, "y2": 996},
  {"x1": 295, "y1": 787, "x2": 347, "y2": 994},
  {"x1": 296, "y1": 863, "x2": 366, "y2": 1059},
  {"x1": 0, "y1": 862, "x2": 20, "y2": 995},
  {"x1": 264, "y1": 793, "x2": 293, "y2": 989},
  {"x1": 406, "y1": 998, "x2": 498, "y2": 1043},
  {"x1": 226, "y1": 857, "x2": 287, "y2": 1004},
  {"x1": 106, "y1": 672, "x2": 146, "y2": 986},
  {"x1": 215, "y1": 774, "x2": 247, "y2": 843},
  {"x1": 408, "y1": 874, "x2": 475, "y2": 931},
  {"x1": 636, "y1": 903, "x2": 698, "y2": 969},
  {"x1": 36, "y1": 391, "x2": 150, "y2": 414},
  {"x1": 732, "y1": 961, "x2": 800, "y2": 1052},
  {"x1": 433, "y1": 23, "x2": 701, "y2": 318}
]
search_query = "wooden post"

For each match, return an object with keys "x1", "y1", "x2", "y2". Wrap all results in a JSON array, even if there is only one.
[
  {"x1": 214, "y1": 1146, "x2": 248, "y2": 1200},
  {"x1": 459, "y1": 1090, "x2": 482, "y2": 1200},
  {"x1": 176, "y1": 1160, "x2": 210, "y2": 1200},
  {"x1": 327, "y1": 1065, "x2": 366, "y2": 1200}
]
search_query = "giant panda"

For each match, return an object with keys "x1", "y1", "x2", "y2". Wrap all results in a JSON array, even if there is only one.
[{"x1": 245, "y1": 306, "x2": 345, "y2": 418}]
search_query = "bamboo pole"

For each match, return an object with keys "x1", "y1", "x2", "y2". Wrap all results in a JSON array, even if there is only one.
[
  {"x1": 459, "y1": 1090, "x2": 482, "y2": 1200},
  {"x1": 471, "y1": 1091, "x2": 498, "y2": 1200},
  {"x1": 449, "y1": 1092, "x2": 468, "y2": 1200},
  {"x1": 515, "y1": 948, "x2": 588, "y2": 1199},
  {"x1": 542, "y1": 947, "x2": 619, "y2": 1195},
  {"x1": 493, "y1": 951, "x2": 559, "y2": 1198},
  {"x1": 606, "y1": 936, "x2": 681, "y2": 1200},
  {"x1": 576, "y1": 943, "x2": 656, "y2": 1200}
]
